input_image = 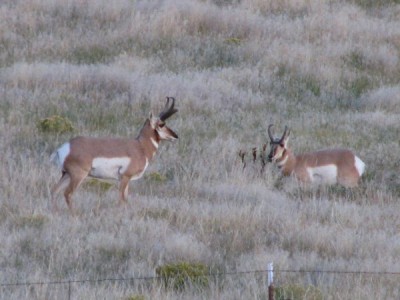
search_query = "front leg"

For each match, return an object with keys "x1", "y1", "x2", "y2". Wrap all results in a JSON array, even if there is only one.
[{"x1": 118, "y1": 175, "x2": 131, "y2": 204}]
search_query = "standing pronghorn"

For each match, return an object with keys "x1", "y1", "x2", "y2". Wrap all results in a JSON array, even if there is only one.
[
  {"x1": 50, "y1": 97, "x2": 178, "y2": 211},
  {"x1": 267, "y1": 124, "x2": 365, "y2": 187}
]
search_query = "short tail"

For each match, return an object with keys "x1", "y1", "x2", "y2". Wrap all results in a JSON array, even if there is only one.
[
  {"x1": 354, "y1": 156, "x2": 366, "y2": 177},
  {"x1": 50, "y1": 142, "x2": 70, "y2": 169}
]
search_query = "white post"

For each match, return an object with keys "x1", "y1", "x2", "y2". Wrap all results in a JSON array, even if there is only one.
[
  {"x1": 268, "y1": 262, "x2": 273, "y2": 286},
  {"x1": 268, "y1": 262, "x2": 274, "y2": 300}
]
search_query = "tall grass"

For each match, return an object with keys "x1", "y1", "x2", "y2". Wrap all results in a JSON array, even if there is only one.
[{"x1": 1, "y1": 0, "x2": 400, "y2": 299}]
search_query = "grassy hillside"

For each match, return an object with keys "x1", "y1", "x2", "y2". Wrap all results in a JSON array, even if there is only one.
[{"x1": 1, "y1": 0, "x2": 400, "y2": 299}]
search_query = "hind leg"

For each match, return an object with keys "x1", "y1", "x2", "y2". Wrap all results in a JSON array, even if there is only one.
[
  {"x1": 51, "y1": 172, "x2": 70, "y2": 212},
  {"x1": 338, "y1": 168, "x2": 360, "y2": 188},
  {"x1": 63, "y1": 169, "x2": 88, "y2": 212}
]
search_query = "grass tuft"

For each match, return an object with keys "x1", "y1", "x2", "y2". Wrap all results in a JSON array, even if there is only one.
[
  {"x1": 144, "y1": 172, "x2": 168, "y2": 183},
  {"x1": 345, "y1": 76, "x2": 372, "y2": 98},
  {"x1": 2, "y1": 0, "x2": 400, "y2": 298},
  {"x1": 38, "y1": 115, "x2": 74, "y2": 134},
  {"x1": 83, "y1": 179, "x2": 114, "y2": 192},
  {"x1": 123, "y1": 296, "x2": 145, "y2": 300},
  {"x1": 156, "y1": 262, "x2": 210, "y2": 291},
  {"x1": 69, "y1": 45, "x2": 115, "y2": 65}
]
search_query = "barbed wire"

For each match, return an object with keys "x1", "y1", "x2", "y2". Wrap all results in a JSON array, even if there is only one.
[{"x1": 2, "y1": 268, "x2": 400, "y2": 288}]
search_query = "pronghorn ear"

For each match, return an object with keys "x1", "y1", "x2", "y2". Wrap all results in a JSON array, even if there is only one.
[
  {"x1": 282, "y1": 135, "x2": 290, "y2": 148},
  {"x1": 281, "y1": 127, "x2": 290, "y2": 147},
  {"x1": 149, "y1": 112, "x2": 158, "y2": 128}
]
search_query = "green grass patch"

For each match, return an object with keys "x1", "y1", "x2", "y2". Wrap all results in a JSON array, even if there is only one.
[
  {"x1": 305, "y1": 76, "x2": 321, "y2": 97},
  {"x1": 123, "y1": 296, "x2": 145, "y2": 300},
  {"x1": 69, "y1": 45, "x2": 115, "y2": 64},
  {"x1": 144, "y1": 172, "x2": 168, "y2": 183},
  {"x1": 224, "y1": 37, "x2": 241, "y2": 45},
  {"x1": 83, "y1": 179, "x2": 114, "y2": 192},
  {"x1": 274, "y1": 64, "x2": 322, "y2": 100},
  {"x1": 351, "y1": 0, "x2": 400, "y2": 9},
  {"x1": 38, "y1": 115, "x2": 75, "y2": 134},
  {"x1": 343, "y1": 51, "x2": 367, "y2": 71},
  {"x1": 345, "y1": 75, "x2": 372, "y2": 98},
  {"x1": 156, "y1": 262, "x2": 210, "y2": 291},
  {"x1": 14, "y1": 214, "x2": 48, "y2": 229}
]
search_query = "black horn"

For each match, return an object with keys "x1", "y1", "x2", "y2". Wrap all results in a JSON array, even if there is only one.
[
  {"x1": 268, "y1": 124, "x2": 275, "y2": 141},
  {"x1": 159, "y1": 97, "x2": 178, "y2": 121}
]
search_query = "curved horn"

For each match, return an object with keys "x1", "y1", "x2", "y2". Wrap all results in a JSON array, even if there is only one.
[
  {"x1": 268, "y1": 124, "x2": 275, "y2": 141},
  {"x1": 159, "y1": 97, "x2": 178, "y2": 121}
]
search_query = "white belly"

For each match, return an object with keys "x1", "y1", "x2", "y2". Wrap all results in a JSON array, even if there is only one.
[
  {"x1": 89, "y1": 157, "x2": 131, "y2": 180},
  {"x1": 307, "y1": 164, "x2": 338, "y2": 185}
]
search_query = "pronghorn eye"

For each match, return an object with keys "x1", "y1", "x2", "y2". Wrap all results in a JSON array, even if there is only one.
[
  {"x1": 280, "y1": 143, "x2": 284, "y2": 147},
  {"x1": 159, "y1": 123, "x2": 165, "y2": 128}
]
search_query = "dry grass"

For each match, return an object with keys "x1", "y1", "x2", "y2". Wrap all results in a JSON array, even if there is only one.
[{"x1": 1, "y1": 0, "x2": 400, "y2": 299}]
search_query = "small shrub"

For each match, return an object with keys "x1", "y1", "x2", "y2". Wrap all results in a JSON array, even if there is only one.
[
  {"x1": 124, "y1": 296, "x2": 145, "y2": 300},
  {"x1": 344, "y1": 51, "x2": 366, "y2": 71},
  {"x1": 275, "y1": 284, "x2": 323, "y2": 300},
  {"x1": 83, "y1": 179, "x2": 114, "y2": 192},
  {"x1": 346, "y1": 76, "x2": 371, "y2": 98},
  {"x1": 156, "y1": 262, "x2": 210, "y2": 291},
  {"x1": 69, "y1": 45, "x2": 114, "y2": 64},
  {"x1": 224, "y1": 37, "x2": 241, "y2": 45},
  {"x1": 38, "y1": 115, "x2": 74, "y2": 134},
  {"x1": 304, "y1": 76, "x2": 321, "y2": 97},
  {"x1": 362, "y1": 169, "x2": 375, "y2": 183},
  {"x1": 145, "y1": 172, "x2": 168, "y2": 183}
]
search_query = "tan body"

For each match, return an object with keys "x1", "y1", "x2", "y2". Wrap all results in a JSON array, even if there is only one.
[
  {"x1": 50, "y1": 97, "x2": 178, "y2": 211},
  {"x1": 267, "y1": 125, "x2": 365, "y2": 187}
]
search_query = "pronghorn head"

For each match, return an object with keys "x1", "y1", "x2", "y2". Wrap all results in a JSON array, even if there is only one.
[
  {"x1": 267, "y1": 124, "x2": 290, "y2": 163},
  {"x1": 149, "y1": 97, "x2": 179, "y2": 141}
]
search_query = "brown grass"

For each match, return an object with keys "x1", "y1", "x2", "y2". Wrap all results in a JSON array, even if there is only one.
[{"x1": 1, "y1": 0, "x2": 400, "y2": 299}]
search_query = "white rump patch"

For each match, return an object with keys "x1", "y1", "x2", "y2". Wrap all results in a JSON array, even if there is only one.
[
  {"x1": 90, "y1": 157, "x2": 131, "y2": 180},
  {"x1": 50, "y1": 142, "x2": 70, "y2": 168},
  {"x1": 354, "y1": 156, "x2": 366, "y2": 177},
  {"x1": 307, "y1": 164, "x2": 338, "y2": 184}
]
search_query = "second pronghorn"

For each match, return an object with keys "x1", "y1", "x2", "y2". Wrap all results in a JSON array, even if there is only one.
[
  {"x1": 50, "y1": 97, "x2": 178, "y2": 211},
  {"x1": 267, "y1": 124, "x2": 365, "y2": 187}
]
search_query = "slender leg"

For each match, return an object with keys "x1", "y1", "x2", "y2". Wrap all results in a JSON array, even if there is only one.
[
  {"x1": 51, "y1": 172, "x2": 70, "y2": 212},
  {"x1": 63, "y1": 170, "x2": 88, "y2": 212},
  {"x1": 118, "y1": 175, "x2": 131, "y2": 205}
]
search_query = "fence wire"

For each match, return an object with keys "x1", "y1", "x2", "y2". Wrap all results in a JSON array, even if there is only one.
[{"x1": 2, "y1": 268, "x2": 400, "y2": 288}]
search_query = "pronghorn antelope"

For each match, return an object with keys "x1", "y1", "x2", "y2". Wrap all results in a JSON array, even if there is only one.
[
  {"x1": 267, "y1": 124, "x2": 365, "y2": 187},
  {"x1": 50, "y1": 97, "x2": 178, "y2": 211}
]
